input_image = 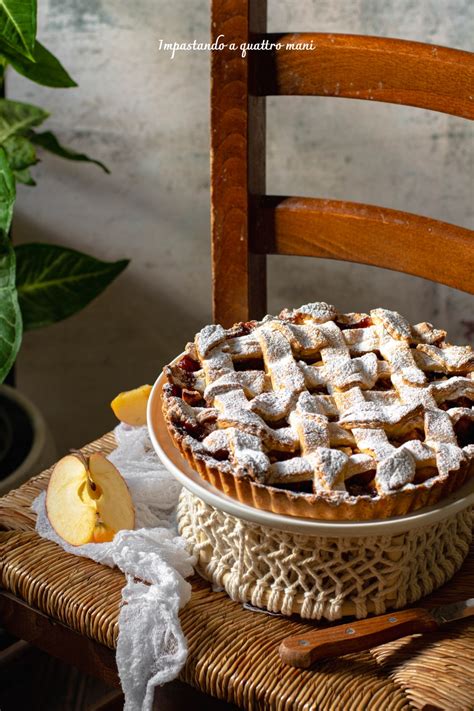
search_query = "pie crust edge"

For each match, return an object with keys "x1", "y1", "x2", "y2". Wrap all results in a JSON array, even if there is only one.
[{"x1": 162, "y1": 406, "x2": 473, "y2": 520}]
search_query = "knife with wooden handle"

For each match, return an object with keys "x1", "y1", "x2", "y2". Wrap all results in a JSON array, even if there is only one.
[{"x1": 279, "y1": 598, "x2": 474, "y2": 668}]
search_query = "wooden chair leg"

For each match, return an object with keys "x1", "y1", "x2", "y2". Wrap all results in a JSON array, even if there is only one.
[
  {"x1": 88, "y1": 689, "x2": 124, "y2": 711},
  {"x1": 0, "y1": 590, "x2": 120, "y2": 687},
  {"x1": 0, "y1": 639, "x2": 30, "y2": 667}
]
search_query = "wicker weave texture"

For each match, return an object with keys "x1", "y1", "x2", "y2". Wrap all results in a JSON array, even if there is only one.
[
  {"x1": 178, "y1": 488, "x2": 473, "y2": 620},
  {"x1": 0, "y1": 432, "x2": 473, "y2": 710}
]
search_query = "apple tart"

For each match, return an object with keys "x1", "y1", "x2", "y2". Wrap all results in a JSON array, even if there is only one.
[{"x1": 161, "y1": 303, "x2": 474, "y2": 520}]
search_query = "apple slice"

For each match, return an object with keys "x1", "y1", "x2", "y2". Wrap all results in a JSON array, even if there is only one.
[
  {"x1": 46, "y1": 451, "x2": 135, "y2": 546},
  {"x1": 111, "y1": 384, "x2": 152, "y2": 426}
]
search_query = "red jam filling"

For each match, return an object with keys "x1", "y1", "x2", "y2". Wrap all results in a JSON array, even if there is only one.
[
  {"x1": 229, "y1": 321, "x2": 258, "y2": 338},
  {"x1": 454, "y1": 416, "x2": 474, "y2": 448},
  {"x1": 164, "y1": 383, "x2": 182, "y2": 398},
  {"x1": 175, "y1": 420, "x2": 205, "y2": 440},
  {"x1": 336, "y1": 316, "x2": 373, "y2": 330},
  {"x1": 345, "y1": 470, "x2": 377, "y2": 497},
  {"x1": 177, "y1": 355, "x2": 201, "y2": 373}
]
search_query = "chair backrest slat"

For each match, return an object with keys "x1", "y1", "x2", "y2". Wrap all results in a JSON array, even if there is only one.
[
  {"x1": 256, "y1": 34, "x2": 474, "y2": 119},
  {"x1": 255, "y1": 196, "x2": 474, "y2": 295},
  {"x1": 211, "y1": 0, "x2": 268, "y2": 327}
]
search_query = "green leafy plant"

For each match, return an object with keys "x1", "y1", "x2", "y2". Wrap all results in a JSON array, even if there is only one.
[{"x1": 0, "y1": 0, "x2": 128, "y2": 382}]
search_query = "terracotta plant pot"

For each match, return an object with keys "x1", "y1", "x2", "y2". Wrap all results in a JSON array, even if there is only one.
[{"x1": 0, "y1": 385, "x2": 56, "y2": 496}]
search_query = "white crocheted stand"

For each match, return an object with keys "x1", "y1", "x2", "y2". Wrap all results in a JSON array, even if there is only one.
[{"x1": 177, "y1": 488, "x2": 473, "y2": 620}]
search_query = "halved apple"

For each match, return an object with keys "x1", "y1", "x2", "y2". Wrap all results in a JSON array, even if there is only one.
[
  {"x1": 111, "y1": 384, "x2": 152, "y2": 426},
  {"x1": 46, "y1": 452, "x2": 135, "y2": 546}
]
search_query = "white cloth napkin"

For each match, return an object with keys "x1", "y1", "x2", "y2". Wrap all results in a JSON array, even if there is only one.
[{"x1": 32, "y1": 423, "x2": 196, "y2": 711}]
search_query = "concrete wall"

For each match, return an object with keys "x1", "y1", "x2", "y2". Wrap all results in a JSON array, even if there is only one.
[{"x1": 13, "y1": 0, "x2": 473, "y2": 455}]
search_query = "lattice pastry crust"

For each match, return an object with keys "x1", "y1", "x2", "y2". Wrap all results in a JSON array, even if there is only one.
[{"x1": 162, "y1": 303, "x2": 474, "y2": 520}]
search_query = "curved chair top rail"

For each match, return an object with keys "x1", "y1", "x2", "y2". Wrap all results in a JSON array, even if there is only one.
[
  {"x1": 255, "y1": 33, "x2": 474, "y2": 119},
  {"x1": 254, "y1": 196, "x2": 474, "y2": 295}
]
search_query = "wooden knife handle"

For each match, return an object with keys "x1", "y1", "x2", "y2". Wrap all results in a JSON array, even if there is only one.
[{"x1": 279, "y1": 608, "x2": 439, "y2": 668}]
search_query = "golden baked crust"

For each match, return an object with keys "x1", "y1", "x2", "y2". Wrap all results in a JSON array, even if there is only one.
[{"x1": 161, "y1": 303, "x2": 474, "y2": 520}]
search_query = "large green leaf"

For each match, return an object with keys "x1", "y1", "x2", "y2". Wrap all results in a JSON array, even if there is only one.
[
  {"x1": 3, "y1": 134, "x2": 37, "y2": 170},
  {"x1": 15, "y1": 243, "x2": 129, "y2": 330},
  {"x1": 31, "y1": 130, "x2": 110, "y2": 173},
  {"x1": 3, "y1": 133, "x2": 38, "y2": 185},
  {"x1": 0, "y1": 241, "x2": 22, "y2": 382},
  {"x1": 5, "y1": 40, "x2": 77, "y2": 87},
  {"x1": 0, "y1": 147, "x2": 20, "y2": 381},
  {"x1": 0, "y1": 0, "x2": 36, "y2": 60},
  {"x1": 0, "y1": 99, "x2": 48, "y2": 143},
  {"x1": 0, "y1": 145, "x2": 15, "y2": 234}
]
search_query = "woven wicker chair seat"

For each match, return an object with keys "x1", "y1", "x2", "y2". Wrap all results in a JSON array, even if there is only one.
[{"x1": 0, "y1": 432, "x2": 473, "y2": 710}]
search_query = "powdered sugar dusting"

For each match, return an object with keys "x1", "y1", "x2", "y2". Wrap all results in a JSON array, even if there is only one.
[
  {"x1": 195, "y1": 324, "x2": 226, "y2": 358},
  {"x1": 165, "y1": 302, "x2": 474, "y2": 499},
  {"x1": 281, "y1": 301, "x2": 337, "y2": 323}
]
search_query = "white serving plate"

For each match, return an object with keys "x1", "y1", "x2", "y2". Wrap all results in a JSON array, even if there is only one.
[{"x1": 148, "y1": 371, "x2": 474, "y2": 538}]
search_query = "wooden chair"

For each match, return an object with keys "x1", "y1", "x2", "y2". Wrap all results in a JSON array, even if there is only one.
[
  {"x1": 211, "y1": 0, "x2": 474, "y2": 327},
  {"x1": 1, "y1": 2, "x2": 474, "y2": 709}
]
